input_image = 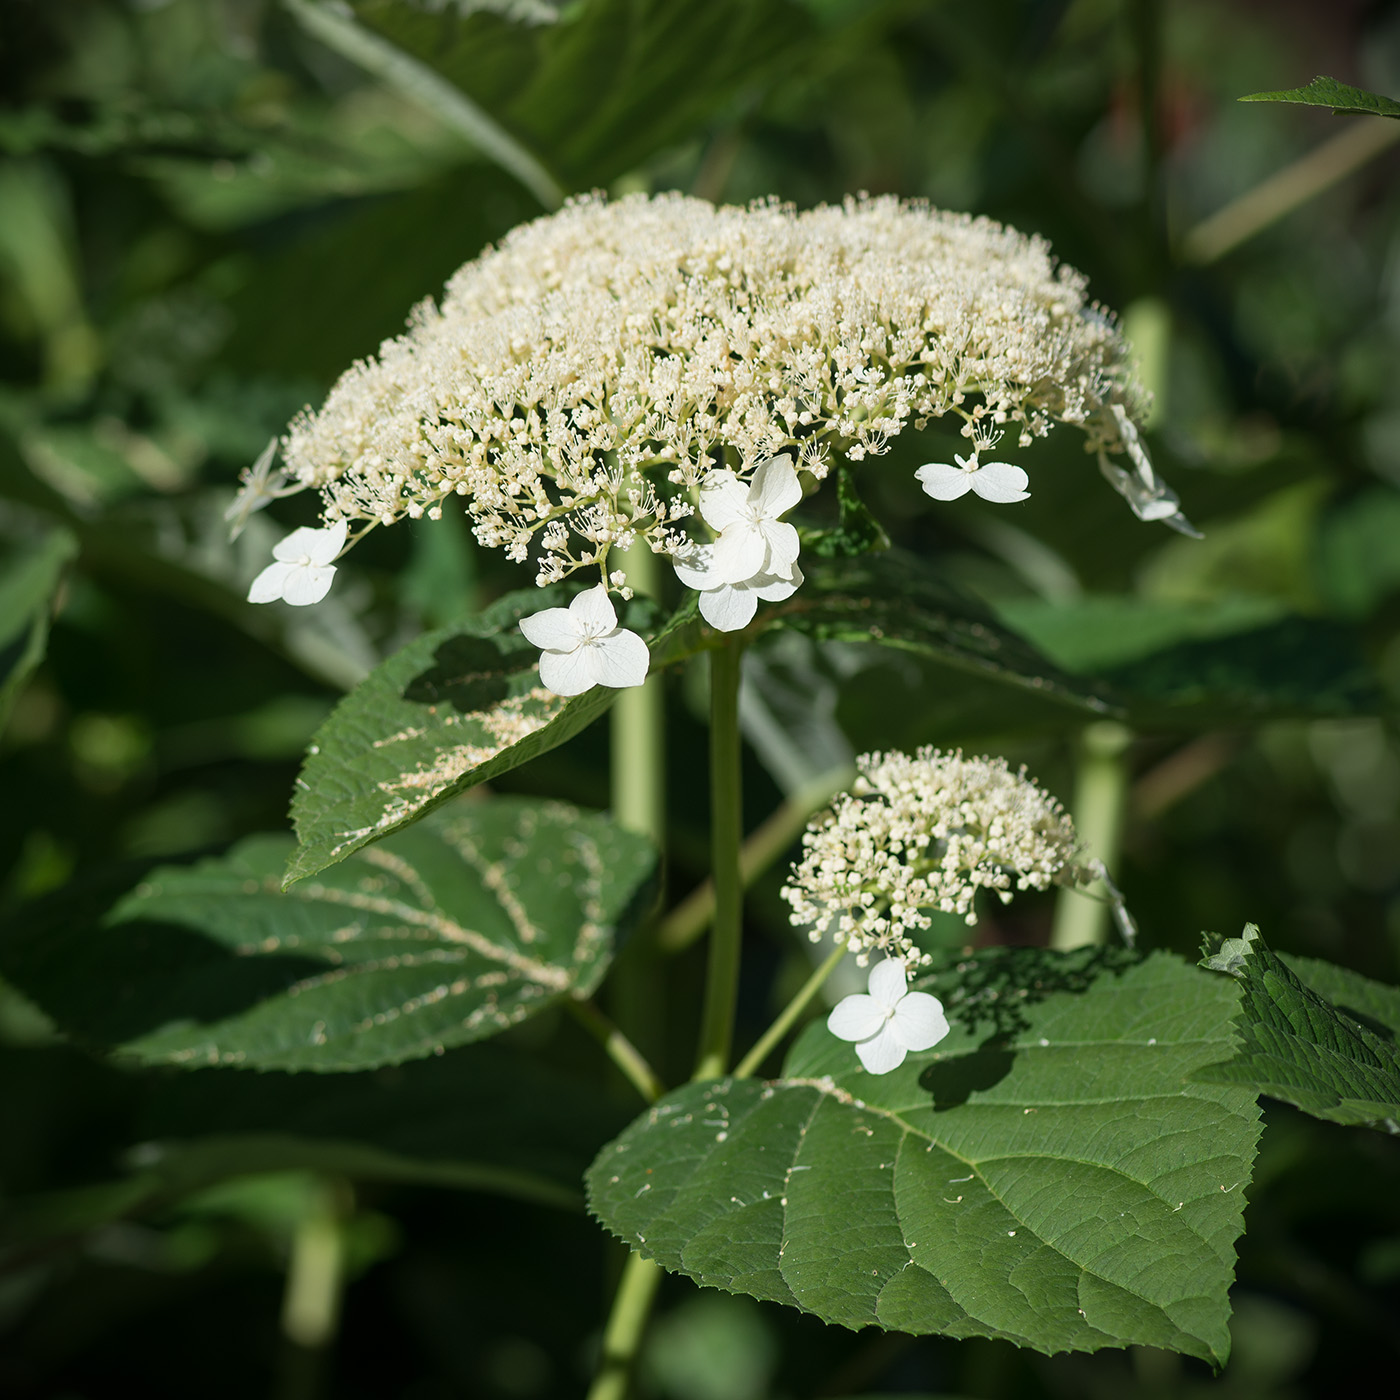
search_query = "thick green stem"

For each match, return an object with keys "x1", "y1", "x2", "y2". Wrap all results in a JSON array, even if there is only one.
[
  {"x1": 586, "y1": 1252, "x2": 663, "y2": 1400},
  {"x1": 657, "y1": 764, "x2": 853, "y2": 953},
  {"x1": 610, "y1": 546, "x2": 665, "y2": 847},
  {"x1": 734, "y1": 942, "x2": 847, "y2": 1080},
  {"x1": 693, "y1": 641, "x2": 745, "y2": 1081},
  {"x1": 1051, "y1": 721, "x2": 1133, "y2": 951},
  {"x1": 567, "y1": 998, "x2": 665, "y2": 1103}
]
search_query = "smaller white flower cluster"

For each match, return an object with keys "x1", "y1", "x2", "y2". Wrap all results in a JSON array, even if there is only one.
[{"x1": 781, "y1": 747, "x2": 1087, "y2": 964}]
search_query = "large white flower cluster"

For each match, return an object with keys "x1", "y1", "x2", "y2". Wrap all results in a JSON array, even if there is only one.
[
  {"x1": 241, "y1": 193, "x2": 1189, "y2": 691},
  {"x1": 781, "y1": 747, "x2": 1088, "y2": 964}
]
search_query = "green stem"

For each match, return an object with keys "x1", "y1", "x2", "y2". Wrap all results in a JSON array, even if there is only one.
[
  {"x1": 733, "y1": 942, "x2": 847, "y2": 1080},
  {"x1": 693, "y1": 640, "x2": 745, "y2": 1081},
  {"x1": 657, "y1": 764, "x2": 853, "y2": 954},
  {"x1": 567, "y1": 998, "x2": 665, "y2": 1103},
  {"x1": 610, "y1": 545, "x2": 665, "y2": 847},
  {"x1": 275, "y1": 1178, "x2": 350, "y2": 1400},
  {"x1": 586, "y1": 1252, "x2": 663, "y2": 1400},
  {"x1": 1051, "y1": 721, "x2": 1133, "y2": 951}
]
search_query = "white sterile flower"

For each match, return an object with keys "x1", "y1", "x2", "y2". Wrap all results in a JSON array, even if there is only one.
[
  {"x1": 518, "y1": 584, "x2": 650, "y2": 697},
  {"x1": 698, "y1": 454, "x2": 803, "y2": 585},
  {"x1": 828, "y1": 958, "x2": 950, "y2": 1074},
  {"x1": 673, "y1": 543, "x2": 803, "y2": 633},
  {"x1": 915, "y1": 453, "x2": 1030, "y2": 504},
  {"x1": 248, "y1": 520, "x2": 348, "y2": 606}
]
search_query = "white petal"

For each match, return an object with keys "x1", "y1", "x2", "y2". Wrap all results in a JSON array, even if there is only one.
[
  {"x1": 271, "y1": 524, "x2": 335, "y2": 564},
  {"x1": 890, "y1": 992, "x2": 949, "y2": 1052},
  {"x1": 711, "y1": 524, "x2": 767, "y2": 584},
  {"x1": 855, "y1": 1024, "x2": 908, "y2": 1075},
  {"x1": 698, "y1": 471, "x2": 749, "y2": 533},
  {"x1": 304, "y1": 519, "x2": 349, "y2": 565},
  {"x1": 967, "y1": 461, "x2": 1030, "y2": 504},
  {"x1": 699, "y1": 584, "x2": 759, "y2": 632},
  {"x1": 538, "y1": 646, "x2": 597, "y2": 696},
  {"x1": 248, "y1": 561, "x2": 296, "y2": 604},
  {"x1": 570, "y1": 583, "x2": 618, "y2": 630},
  {"x1": 519, "y1": 606, "x2": 581, "y2": 651},
  {"x1": 759, "y1": 519, "x2": 800, "y2": 572},
  {"x1": 280, "y1": 563, "x2": 337, "y2": 606},
  {"x1": 827, "y1": 994, "x2": 886, "y2": 1043},
  {"x1": 748, "y1": 454, "x2": 801, "y2": 518},
  {"x1": 867, "y1": 958, "x2": 908, "y2": 1008},
  {"x1": 588, "y1": 630, "x2": 651, "y2": 688},
  {"x1": 673, "y1": 546, "x2": 716, "y2": 592},
  {"x1": 915, "y1": 462, "x2": 973, "y2": 501},
  {"x1": 752, "y1": 562, "x2": 802, "y2": 602}
]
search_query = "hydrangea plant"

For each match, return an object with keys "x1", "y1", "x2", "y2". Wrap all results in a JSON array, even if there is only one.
[{"x1": 30, "y1": 190, "x2": 1386, "y2": 1395}]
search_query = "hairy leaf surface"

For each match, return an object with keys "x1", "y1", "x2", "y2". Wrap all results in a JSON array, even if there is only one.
[
  {"x1": 2, "y1": 798, "x2": 655, "y2": 1072},
  {"x1": 1194, "y1": 925, "x2": 1400, "y2": 1134},
  {"x1": 589, "y1": 950, "x2": 1258, "y2": 1364}
]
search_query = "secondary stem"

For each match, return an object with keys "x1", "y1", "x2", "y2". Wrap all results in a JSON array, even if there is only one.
[
  {"x1": 567, "y1": 998, "x2": 665, "y2": 1103},
  {"x1": 693, "y1": 639, "x2": 744, "y2": 1081},
  {"x1": 733, "y1": 942, "x2": 847, "y2": 1079},
  {"x1": 586, "y1": 1252, "x2": 663, "y2": 1400},
  {"x1": 1051, "y1": 721, "x2": 1133, "y2": 951}
]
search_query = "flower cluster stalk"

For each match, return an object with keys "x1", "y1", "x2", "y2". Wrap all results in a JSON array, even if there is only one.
[{"x1": 693, "y1": 640, "x2": 746, "y2": 1082}]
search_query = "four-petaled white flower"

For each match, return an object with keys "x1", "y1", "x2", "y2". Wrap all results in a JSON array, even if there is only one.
[
  {"x1": 827, "y1": 958, "x2": 950, "y2": 1074},
  {"x1": 518, "y1": 584, "x2": 650, "y2": 697},
  {"x1": 248, "y1": 520, "x2": 348, "y2": 606},
  {"x1": 673, "y1": 543, "x2": 803, "y2": 633},
  {"x1": 915, "y1": 453, "x2": 1030, "y2": 504},
  {"x1": 698, "y1": 454, "x2": 803, "y2": 585}
]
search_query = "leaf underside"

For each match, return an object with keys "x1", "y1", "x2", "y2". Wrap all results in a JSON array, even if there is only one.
[
  {"x1": 1194, "y1": 925, "x2": 1400, "y2": 1134},
  {"x1": 775, "y1": 551, "x2": 1119, "y2": 718},
  {"x1": 1, "y1": 797, "x2": 656, "y2": 1072},
  {"x1": 588, "y1": 950, "x2": 1259, "y2": 1365}
]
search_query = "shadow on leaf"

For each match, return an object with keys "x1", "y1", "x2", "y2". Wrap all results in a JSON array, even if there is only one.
[
  {"x1": 920, "y1": 1034, "x2": 1017, "y2": 1110},
  {"x1": 403, "y1": 634, "x2": 534, "y2": 712},
  {"x1": 920, "y1": 944, "x2": 1142, "y2": 1041}
]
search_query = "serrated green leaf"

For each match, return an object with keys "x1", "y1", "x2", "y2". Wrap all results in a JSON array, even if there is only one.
[
  {"x1": 1194, "y1": 925, "x2": 1400, "y2": 1134},
  {"x1": 768, "y1": 550, "x2": 1119, "y2": 718},
  {"x1": 0, "y1": 798, "x2": 656, "y2": 1072},
  {"x1": 0, "y1": 516, "x2": 77, "y2": 731},
  {"x1": 588, "y1": 950, "x2": 1258, "y2": 1365},
  {"x1": 285, "y1": 585, "x2": 679, "y2": 885},
  {"x1": 1241, "y1": 75, "x2": 1400, "y2": 119},
  {"x1": 1282, "y1": 954, "x2": 1400, "y2": 1038}
]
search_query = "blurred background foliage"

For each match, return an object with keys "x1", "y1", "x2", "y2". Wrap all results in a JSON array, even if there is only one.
[{"x1": 2, "y1": 0, "x2": 1399, "y2": 1396}]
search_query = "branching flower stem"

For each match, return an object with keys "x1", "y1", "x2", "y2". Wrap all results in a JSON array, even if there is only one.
[
  {"x1": 693, "y1": 639, "x2": 746, "y2": 1082},
  {"x1": 566, "y1": 999, "x2": 665, "y2": 1104},
  {"x1": 733, "y1": 942, "x2": 848, "y2": 1080}
]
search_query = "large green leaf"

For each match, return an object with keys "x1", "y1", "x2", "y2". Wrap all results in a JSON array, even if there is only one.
[
  {"x1": 285, "y1": 586, "x2": 686, "y2": 885},
  {"x1": 352, "y1": 0, "x2": 811, "y2": 188},
  {"x1": 0, "y1": 797, "x2": 656, "y2": 1072},
  {"x1": 0, "y1": 514, "x2": 77, "y2": 730},
  {"x1": 1240, "y1": 76, "x2": 1400, "y2": 119},
  {"x1": 1194, "y1": 925, "x2": 1400, "y2": 1135},
  {"x1": 588, "y1": 949, "x2": 1259, "y2": 1365},
  {"x1": 1000, "y1": 597, "x2": 1378, "y2": 724},
  {"x1": 771, "y1": 551, "x2": 1119, "y2": 718}
]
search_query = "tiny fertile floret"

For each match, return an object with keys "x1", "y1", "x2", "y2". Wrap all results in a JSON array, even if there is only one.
[{"x1": 782, "y1": 748, "x2": 1089, "y2": 964}]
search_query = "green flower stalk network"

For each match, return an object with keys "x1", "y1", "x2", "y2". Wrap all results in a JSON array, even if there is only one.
[{"x1": 236, "y1": 191, "x2": 1195, "y2": 692}]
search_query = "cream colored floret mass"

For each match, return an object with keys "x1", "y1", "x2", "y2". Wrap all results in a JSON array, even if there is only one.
[
  {"x1": 280, "y1": 192, "x2": 1149, "y2": 587},
  {"x1": 781, "y1": 748, "x2": 1089, "y2": 964}
]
